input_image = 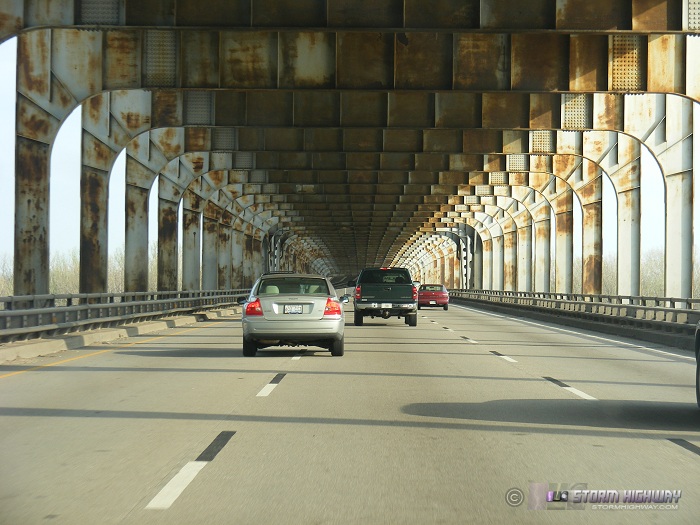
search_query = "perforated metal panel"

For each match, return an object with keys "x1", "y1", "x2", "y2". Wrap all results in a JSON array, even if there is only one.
[
  {"x1": 212, "y1": 128, "x2": 237, "y2": 150},
  {"x1": 185, "y1": 92, "x2": 213, "y2": 125},
  {"x1": 144, "y1": 31, "x2": 177, "y2": 87},
  {"x1": 531, "y1": 130, "x2": 555, "y2": 153},
  {"x1": 475, "y1": 185, "x2": 493, "y2": 196},
  {"x1": 505, "y1": 155, "x2": 526, "y2": 172},
  {"x1": 611, "y1": 35, "x2": 644, "y2": 91},
  {"x1": 235, "y1": 152, "x2": 255, "y2": 169},
  {"x1": 690, "y1": 0, "x2": 700, "y2": 29},
  {"x1": 464, "y1": 196, "x2": 480, "y2": 205},
  {"x1": 489, "y1": 172, "x2": 508, "y2": 185},
  {"x1": 562, "y1": 94, "x2": 591, "y2": 130},
  {"x1": 80, "y1": 0, "x2": 120, "y2": 24}
]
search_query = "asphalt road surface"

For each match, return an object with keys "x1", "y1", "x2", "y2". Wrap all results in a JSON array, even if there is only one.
[{"x1": 1, "y1": 303, "x2": 699, "y2": 524}]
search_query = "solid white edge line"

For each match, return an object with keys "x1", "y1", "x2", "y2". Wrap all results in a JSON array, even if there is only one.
[
  {"x1": 453, "y1": 304, "x2": 694, "y2": 361},
  {"x1": 146, "y1": 461, "x2": 208, "y2": 510},
  {"x1": 564, "y1": 387, "x2": 598, "y2": 401},
  {"x1": 256, "y1": 383, "x2": 277, "y2": 397},
  {"x1": 291, "y1": 355, "x2": 302, "y2": 361}
]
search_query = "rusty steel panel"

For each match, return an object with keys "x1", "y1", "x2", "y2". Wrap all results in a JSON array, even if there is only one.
[
  {"x1": 201, "y1": 217, "x2": 218, "y2": 290},
  {"x1": 395, "y1": 32, "x2": 452, "y2": 89},
  {"x1": 503, "y1": 230, "x2": 517, "y2": 291},
  {"x1": 125, "y1": 184, "x2": 150, "y2": 292},
  {"x1": 305, "y1": 129, "x2": 342, "y2": 151},
  {"x1": 423, "y1": 129, "x2": 462, "y2": 153},
  {"x1": 109, "y1": 90, "x2": 153, "y2": 136},
  {"x1": 14, "y1": 137, "x2": 50, "y2": 296},
  {"x1": 449, "y1": 154, "x2": 482, "y2": 171},
  {"x1": 337, "y1": 32, "x2": 393, "y2": 89},
  {"x1": 126, "y1": 0, "x2": 175, "y2": 25},
  {"x1": 388, "y1": 93, "x2": 435, "y2": 127},
  {"x1": 265, "y1": 128, "x2": 304, "y2": 151},
  {"x1": 581, "y1": 201, "x2": 602, "y2": 295},
  {"x1": 453, "y1": 33, "x2": 509, "y2": 90},
  {"x1": 103, "y1": 31, "x2": 142, "y2": 90},
  {"x1": 481, "y1": 0, "x2": 555, "y2": 29},
  {"x1": 632, "y1": 0, "x2": 681, "y2": 30},
  {"x1": 511, "y1": 33, "x2": 569, "y2": 91},
  {"x1": 157, "y1": 199, "x2": 179, "y2": 291},
  {"x1": 529, "y1": 94, "x2": 561, "y2": 129},
  {"x1": 592, "y1": 93, "x2": 623, "y2": 130},
  {"x1": 384, "y1": 129, "x2": 423, "y2": 152},
  {"x1": 181, "y1": 31, "x2": 220, "y2": 87},
  {"x1": 220, "y1": 32, "x2": 278, "y2": 88},
  {"x1": 341, "y1": 92, "x2": 387, "y2": 126},
  {"x1": 405, "y1": 0, "x2": 479, "y2": 28},
  {"x1": 151, "y1": 127, "x2": 185, "y2": 160},
  {"x1": 295, "y1": 92, "x2": 340, "y2": 126},
  {"x1": 463, "y1": 130, "x2": 503, "y2": 153},
  {"x1": 82, "y1": 129, "x2": 114, "y2": 172},
  {"x1": 435, "y1": 92, "x2": 481, "y2": 128},
  {"x1": 152, "y1": 91, "x2": 183, "y2": 127},
  {"x1": 247, "y1": 91, "x2": 294, "y2": 126},
  {"x1": 253, "y1": 0, "x2": 326, "y2": 26},
  {"x1": 482, "y1": 94, "x2": 529, "y2": 129},
  {"x1": 53, "y1": 29, "x2": 103, "y2": 101},
  {"x1": 328, "y1": 0, "x2": 403, "y2": 27},
  {"x1": 686, "y1": 36, "x2": 700, "y2": 100},
  {"x1": 313, "y1": 152, "x2": 345, "y2": 169},
  {"x1": 343, "y1": 128, "x2": 383, "y2": 151},
  {"x1": 569, "y1": 35, "x2": 608, "y2": 91},
  {"x1": 79, "y1": 167, "x2": 108, "y2": 293},
  {"x1": 214, "y1": 92, "x2": 246, "y2": 125},
  {"x1": 648, "y1": 34, "x2": 685, "y2": 93},
  {"x1": 176, "y1": 0, "x2": 250, "y2": 26},
  {"x1": 556, "y1": 0, "x2": 631, "y2": 29},
  {"x1": 415, "y1": 154, "x2": 447, "y2": 171},
  {"x1": 18, "y1": 30, "x2": 50, "y2": 102},
  {"x1": 0, "y1": 1, "x2": 22, "y2": 40},
  {"x1": 279, "y1": 32, "x2": 335, "y2": 88},
  {"x1": 17, "y1": 95, "x2": 61, "y2": 144},
  {"x1": 25, "y1": 0, "x2": 73, "y2": 26}
]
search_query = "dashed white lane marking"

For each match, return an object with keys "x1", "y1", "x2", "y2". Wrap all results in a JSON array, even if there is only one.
[
  {"x1": 453, "y1": 304, "x2": 694, "y2": 361},
  {"x1": 490, "y1": 350, "x2": 517, "y2": 363},
  {"x1": 461, "y1": 336, "x2": 479, "y2": 344},
  {"x1": 256, "y1": 384, "x2": 277, "y2": 397},
  {"x1": 564, "y1": 387, "x2": 598, "y2": 400},
  {"x1": 256, "y1": 373, "x2": 286, "y2": 397},
  {"x1": 146, "y1": 461, "x2": 207, "y2": 509}
]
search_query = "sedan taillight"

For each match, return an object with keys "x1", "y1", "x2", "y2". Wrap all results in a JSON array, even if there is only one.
[
  {"x1": 245, "y1": 298, "x2": 263, "y2": 316},
  {"x1": 324, "y1": 298, "x2": 343, "y2": 316}
]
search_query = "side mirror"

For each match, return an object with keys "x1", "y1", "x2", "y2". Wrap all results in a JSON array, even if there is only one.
[
  {"x1": 339, "y1": 294, "x2": 350, "y2": 304},
  {"x1": 237, "y1": 297, "x2": 248, "y2": 305},
  {"x1": 413, "y1": 281, "x2": 421, "y2": 288}
]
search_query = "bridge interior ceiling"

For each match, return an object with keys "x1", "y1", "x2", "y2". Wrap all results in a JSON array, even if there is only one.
[{"x1": 5, "y1": 0, "x2": 700, "y2": 296}]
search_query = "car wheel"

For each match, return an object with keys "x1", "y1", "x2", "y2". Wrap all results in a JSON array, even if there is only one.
[
  {"x1": 331, "y1": 337, "x2": 344, "y2": 357},
  {"x1": 243, "y1": 339, "x2": 257, "y2": 357},
  {"x1": 354, "y1": 311, "x2": 364, "y2": 326},
  {"x1": 418, "y1": 305, "x2": 421, "y2": 310},
  {"x1": 443, "y1": 304, "x2": 448, "y2": 311},
  {"x1": 407, "y1": 313, "x2": 418, "y2": 327}
]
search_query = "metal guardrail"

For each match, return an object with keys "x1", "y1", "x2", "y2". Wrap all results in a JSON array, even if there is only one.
[
  {"x1": 0, "y1": 290, "x2": 250, "y2": 343},
  {"x1": 449, "y1": 289, "x2": 700, "y2": 337}
]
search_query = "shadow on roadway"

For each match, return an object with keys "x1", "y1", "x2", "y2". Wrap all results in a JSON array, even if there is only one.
[{"x1": 402, "y1": 399, "x2": 700, "y2": 432}]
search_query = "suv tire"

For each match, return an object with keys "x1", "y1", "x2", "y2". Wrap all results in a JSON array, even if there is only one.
[
  {"x1": 407, "y1": 313, "x2": 418, "y2": 327},
  {"x1": 354, "y1": 311, "x2": 364, "y2": 326}
]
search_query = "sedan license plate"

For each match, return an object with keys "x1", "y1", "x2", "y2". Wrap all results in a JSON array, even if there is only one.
[
  {"x1": 284, "y1": 304, "x2": 303, "y2": 314},
  {"x1": 429, "y1": 300, "x2": 436, "y2": 304}
]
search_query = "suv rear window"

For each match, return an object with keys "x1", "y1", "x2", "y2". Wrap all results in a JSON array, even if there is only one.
[
  {"x1": 360, "y1": 269, "x2": 411, "y2": 284},
  {"x1": 258, "y1": 277, "x2": 329, "y2": 295}
]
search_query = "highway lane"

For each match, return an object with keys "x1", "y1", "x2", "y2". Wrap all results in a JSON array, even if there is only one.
[{"x1": 1, "y1": 304, "x2": 699, "y2": 524}]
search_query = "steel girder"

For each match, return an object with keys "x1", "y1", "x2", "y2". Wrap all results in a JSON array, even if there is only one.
[{"x1": 6, "y1": 4, "x2": 699, "y2": 295}]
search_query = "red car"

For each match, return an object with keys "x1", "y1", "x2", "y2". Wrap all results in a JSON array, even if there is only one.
[{"x1": 417, "y1": 284, "x2": 449, "y2": 310}]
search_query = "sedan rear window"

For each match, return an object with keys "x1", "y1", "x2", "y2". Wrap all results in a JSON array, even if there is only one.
[
  {"x1": 258, "y1": 278, "x2": 329, "y2": 295},
  {"x1": 420, "y1": 285, "x2": 446, "y2": 292}
]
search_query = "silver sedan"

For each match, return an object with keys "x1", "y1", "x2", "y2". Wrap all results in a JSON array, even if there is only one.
[{"x1": 240, "y1": 273, "x2": 349, "y2": 356}]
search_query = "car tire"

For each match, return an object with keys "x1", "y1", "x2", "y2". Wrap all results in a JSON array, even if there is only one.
[
  {"x1": 354, "y1": 311, "x2": 364, "y2": 326},
  {"x1": 407, "y1": 313, "x2": 418, "y2": 327},
  {"x1": 696, "y1": 354, "x2": 700, "y2": 408},
  {"x1": 443, "y1": 304, "x2": 448, "y2": 311},
  {"x1": 418, "y1": 305, "x2": 421, "y2": 310},
  {"x1": 331, "y1": 337, "x2": 344, "y2": 357},
  {"x1": 243, "y1": 339, "x2": 257, "y2": 357}
]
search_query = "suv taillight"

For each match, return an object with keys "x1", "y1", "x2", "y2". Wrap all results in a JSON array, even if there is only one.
[
  {"x1": 324, "y1": 298, "x2": 342, "y2": 316},
  {"x1": 355, "y1": 285, "x2": 361, "y2": 300},
  {"x1": 245, "y1": 298, "x2": 263, "y2": 316},
  {"x1": 412, "y1": 286, "x2": 418, "y2": 301}
]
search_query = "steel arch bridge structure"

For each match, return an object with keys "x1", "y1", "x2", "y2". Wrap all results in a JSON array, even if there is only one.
[{"x1": 3, "y1": 0, "x2": 699, "y2": 298}]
